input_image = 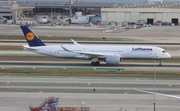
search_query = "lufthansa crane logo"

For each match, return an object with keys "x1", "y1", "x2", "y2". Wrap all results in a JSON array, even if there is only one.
[{"x1": 26, "y1": 32, "x2": 35, "y2": 41}]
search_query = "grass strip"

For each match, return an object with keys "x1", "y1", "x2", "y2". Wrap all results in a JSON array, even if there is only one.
[
  {"x1": 0, "y1": 70, "x2": 180, "y2": 78},
  {"x1": 0, "y1": 46, "x2": 23, "y2": 50}
]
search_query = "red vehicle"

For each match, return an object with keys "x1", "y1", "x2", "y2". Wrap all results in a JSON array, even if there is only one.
[
  {"x1": 71, "y1": 101, "x2": 86, "y2": 111},
  {"x1": 29, "y1": 96, "x2": 59, "y2": 111}
]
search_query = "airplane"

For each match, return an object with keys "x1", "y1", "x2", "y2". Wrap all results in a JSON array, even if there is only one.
[
  {"x1": 20, "y1": 25, "x2": 171, "y2": 66},
  {"x1": 133, "y1": 88, "x2": 180, "y2": 99}
]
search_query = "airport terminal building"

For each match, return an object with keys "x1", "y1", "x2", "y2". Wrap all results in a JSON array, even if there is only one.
[
  {"x1": 101, "y1": 8, "x2": 180, "y2": 25},
  {"x1": 16, "y1": 0, "x2": 148, "y2": 4},
  {"x1": 14, "y1": 0, "x2": 180, "y2": 4},
  {"x1": 2, "y1": 0, "x2": 180, "y2": 25},
  {"x1": 0, "y1": 1, "x2": 19, "y2": 20}
]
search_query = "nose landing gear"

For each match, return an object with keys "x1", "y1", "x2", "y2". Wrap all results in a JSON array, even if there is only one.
[
  {"x1": 159, "y1": 60, "x2": 162, "y2": 66},
  {"x1": 90, "y1": 61, "x2": 100, "y2": 66}
]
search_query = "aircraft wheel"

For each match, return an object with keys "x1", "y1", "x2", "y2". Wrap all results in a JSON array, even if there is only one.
[
  {"x1": 159, "y1": 60, "x2": 162, "y2": 66},
  {"x1": 159, "y1": 62, "x2": 162, "y2": 66},
  {"x1": 96, "y1": 61, "x2": 100, "y2": 66},
  {"x1": 90, "y1": 61, "x2": 94, "y2": 66},
  {"x1": 90, "y1": 61, "x2": 100, "y2": 66},
  {"x1": 94, "y1": 61, "x2": 100, "y2": 66}
]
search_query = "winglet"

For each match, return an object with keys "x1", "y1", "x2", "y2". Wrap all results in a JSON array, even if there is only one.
[{"x1": 71, "y1": 39, "x2": 81, "y2": 46}]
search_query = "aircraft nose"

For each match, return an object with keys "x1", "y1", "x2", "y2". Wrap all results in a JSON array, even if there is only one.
[{"x1": 167, "y1": 53, "x2": 171, "y2": 58}]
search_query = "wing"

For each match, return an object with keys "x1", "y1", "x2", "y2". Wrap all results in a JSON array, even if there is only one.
[
  {"x1": 61, "y1": 46, "x2": 105, "y2": 57},
  {"x1": 133, "y1": 88, "x2": 180, "y2": 99}
]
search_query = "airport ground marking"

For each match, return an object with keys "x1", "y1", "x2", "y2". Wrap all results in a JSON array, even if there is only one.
[
  {"x1": 2, "y1": 66, "x2": 5, "y2": 69},
  {"x1": 87, "y1": 82, "x2": 91, "y2": 86},
  {"x1": 6, "y1": 82, "x2": 10, "y2": 85},
  {"x1": 69, "y1": 77, "x2": 73, "y2": 79},
  {"x1": 39, "y1": 91, "x2": 43, "y2": 93}
]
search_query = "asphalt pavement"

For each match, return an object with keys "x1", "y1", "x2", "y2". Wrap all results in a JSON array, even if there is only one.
[{"x1": 0, "y1": 76, "x2": 180, "y2": 111}]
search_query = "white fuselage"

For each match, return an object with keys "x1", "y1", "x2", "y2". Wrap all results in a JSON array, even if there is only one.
[{"x1": 24, "y1": 45, "x2": 171, "y2": 60}]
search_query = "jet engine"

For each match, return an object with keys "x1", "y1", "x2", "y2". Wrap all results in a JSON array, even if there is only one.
[{"x1": 105, "y1": 55, "x2": 120, "y2": 65}]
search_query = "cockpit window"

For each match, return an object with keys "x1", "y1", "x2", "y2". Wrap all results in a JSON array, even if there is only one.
[{"x1": 162, "y1": 50, "x2": 166, "y2": 53}]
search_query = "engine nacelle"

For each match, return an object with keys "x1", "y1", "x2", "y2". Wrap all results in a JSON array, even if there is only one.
[{"x1": 105, "y1": 55, "x2": 120, "y2": 65}]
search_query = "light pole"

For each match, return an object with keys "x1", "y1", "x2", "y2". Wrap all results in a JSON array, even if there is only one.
[
  {"x1": 153, "y1": 57, "x2": 156, "y2": 111},
  {"x1": 69, "y1": 0, "x2": 71, "y2": 15},
  {"x1": 51, "y1": 1, "x2": 52, "y2": 16},
  {"x1": 160, "y1": 0, "x2": 163, "y2": 4}
]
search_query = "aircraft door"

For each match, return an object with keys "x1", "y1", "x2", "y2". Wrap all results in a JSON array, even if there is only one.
[
  {"x1": 50, "y1": 47, "x2": 62, "y2": 57},
  {"x1": 82, "y1": 48, "x2": 86, "y2": 52},
  {"x1": 50, "y1": 47, "x2": 53, "y2": 54},
  {"x1": 126, "y1": 47, "x2": 131, "y2": 57},
  {"x1": 50, "y1": 47, "x2": 58, "y2": 56},
  {"x1": 153, "y1": 48, "x2": 158, "y2": 58}
]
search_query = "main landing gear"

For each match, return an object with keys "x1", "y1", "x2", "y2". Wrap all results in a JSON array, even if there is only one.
[
  {"x1": 159, "y1": 60, "x2": 162, "y2": 66},
  {"x1": 90, "y1": 61, "x2": 100, "y2": 66},
  {"x1": 90, "y1": 58, "x2": 100, "y2": 66}
]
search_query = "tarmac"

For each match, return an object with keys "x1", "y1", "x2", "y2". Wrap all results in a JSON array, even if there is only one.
[
  {"x1": 0, "y1": 92, "x2": 180, "y2": 111},
  {"x1": 0, "y1": 76, "x2": 180, "y2": 111},
  {"x1": 1, "y1": 24, "x2": 180, "y2": 43},
  {"x1": 1, "y1": 24, "x2": 180, "y2": 111}
]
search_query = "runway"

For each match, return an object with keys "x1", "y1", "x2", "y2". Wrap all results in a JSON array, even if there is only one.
[
  {"x1": 0, "y1": 61, "x2": 180, "y2": 71},
  {"x1": 1, "y1": 60, "x2": 180, "y2": 66},
  {"x1": 0, "y1": 76, "x2": 180, "y2": 111}
]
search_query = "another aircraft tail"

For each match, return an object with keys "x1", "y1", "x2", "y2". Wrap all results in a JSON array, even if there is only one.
[{"x1": 20, "y1": 25, "x2": 45, "y2": 47}]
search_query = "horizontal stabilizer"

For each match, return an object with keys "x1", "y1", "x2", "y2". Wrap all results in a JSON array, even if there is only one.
[{"x1": 71, "y1": 39, "x2": 81, "y2": 46}]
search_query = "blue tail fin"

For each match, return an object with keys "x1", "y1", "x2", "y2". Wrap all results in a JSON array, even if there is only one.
[{"x1": 20, "y1": 25, "x2": 45, "y2": 47}]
